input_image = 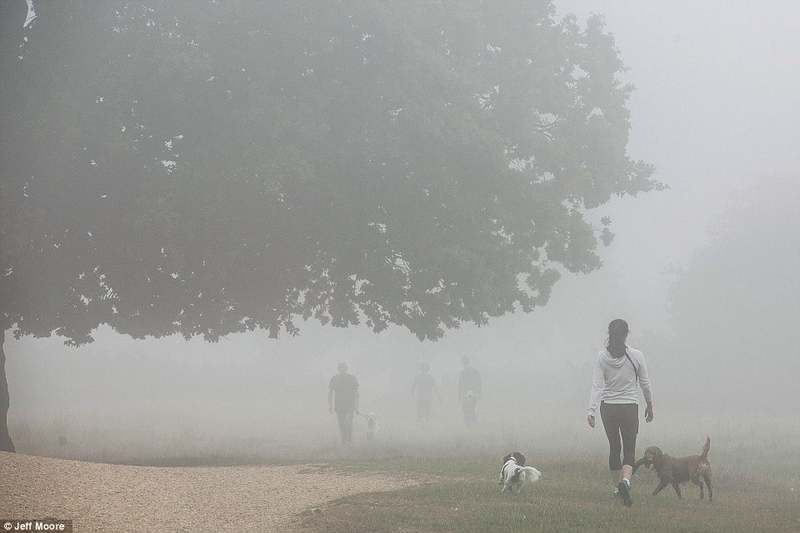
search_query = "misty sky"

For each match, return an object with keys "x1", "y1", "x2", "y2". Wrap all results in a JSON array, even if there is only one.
[{"x1": 557, "y1": 0, "x2": 800, "y2": 323}]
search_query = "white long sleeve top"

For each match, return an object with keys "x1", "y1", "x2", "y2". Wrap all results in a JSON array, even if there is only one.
[{"x1": 587, "y1": 346, "x2": 653, "y2": 417}]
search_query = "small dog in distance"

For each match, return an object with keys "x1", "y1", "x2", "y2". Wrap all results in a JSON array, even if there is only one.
[{"x1": 360, "y1": 412, "x2": 378, "y2": 441}]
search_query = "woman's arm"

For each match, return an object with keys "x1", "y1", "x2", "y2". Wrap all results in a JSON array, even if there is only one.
[
  {"x1": 637, "y1": 352, "x2": 654, "y2": 422},
  {"x1": 587, "y1": 356, "x2": 604, "y2": 424}
]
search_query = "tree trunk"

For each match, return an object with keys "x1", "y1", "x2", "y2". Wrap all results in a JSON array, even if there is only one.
[{"x1": 0, "y1": 329, "x2": 15, "y2": 452}]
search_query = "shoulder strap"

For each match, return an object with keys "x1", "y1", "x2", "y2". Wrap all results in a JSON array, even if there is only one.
[{"x1": 623, "y1": 349, "x2": 639, "y2": 381}]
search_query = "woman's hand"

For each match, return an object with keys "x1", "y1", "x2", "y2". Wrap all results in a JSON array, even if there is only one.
[
  {"x1": 587, "y1": 415, "x2": 595, "y2": 428},
  {"x1": 645, "y1": 403, "x2": 654, "y2": 423}
]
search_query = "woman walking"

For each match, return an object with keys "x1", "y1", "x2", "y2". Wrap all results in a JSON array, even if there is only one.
[{"x1": 587, "y1": 319, "x2": 653, "y2": 506}]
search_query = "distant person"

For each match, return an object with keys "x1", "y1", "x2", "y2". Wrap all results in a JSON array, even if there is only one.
[
  {"x1": 458, "y1": 356, "x2": 482, "y2": 425},
  {"x1": 587, "y1": 319, "x2": 654, "y2": 507},
  {"x1": 329, "y1": 362, "x2": 359, "y2": 444},
  {"x1": 412, "y1": 362, "x2": 440, "y2": 422}
]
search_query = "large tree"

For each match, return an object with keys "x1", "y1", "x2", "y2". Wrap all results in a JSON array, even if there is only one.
[{"x1": 0, "y1": 0, "x2": 658, "y2": 451}]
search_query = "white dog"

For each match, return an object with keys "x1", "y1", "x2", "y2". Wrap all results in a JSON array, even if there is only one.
[{"x1": 499, "y1": 453, "x2": 542, "y2": 493}]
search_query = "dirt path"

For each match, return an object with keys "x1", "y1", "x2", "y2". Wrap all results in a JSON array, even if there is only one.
[{"x1": 0, "y1": 452, "x2": 419, "y2": 532}]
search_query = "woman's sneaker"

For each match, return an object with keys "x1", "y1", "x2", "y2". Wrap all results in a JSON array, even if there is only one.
[{"x1": 617, "y1": 479, "x2": 633, "y2": 507}]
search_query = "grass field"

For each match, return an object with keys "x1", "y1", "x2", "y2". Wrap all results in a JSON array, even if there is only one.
[
  {"x1": 9, "y1": 411, "x2": 800, "y2": 531},
  {"x1": 298, "y1": 453, "x2": 800, "y2": 533}
]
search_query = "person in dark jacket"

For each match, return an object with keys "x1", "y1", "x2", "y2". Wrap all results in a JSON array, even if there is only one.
[
  {"x1": 329, "y1": 362, "x2": 359, "y2": 444},
  {"x1": 458, "y1": 356, "x2": 482, "y2": 425}
]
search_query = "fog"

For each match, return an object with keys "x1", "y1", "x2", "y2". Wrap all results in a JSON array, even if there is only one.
[{"x1": 3, "y1": 1, "x2": 799, "y2": 465}]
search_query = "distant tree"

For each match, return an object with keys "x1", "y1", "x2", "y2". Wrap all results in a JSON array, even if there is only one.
[
  {"x1": 0, "y1": 1, "x2": 658, "y2": 451},
  {"x1": 667, "y1": 177, "x2": 799, "y2": 411}
]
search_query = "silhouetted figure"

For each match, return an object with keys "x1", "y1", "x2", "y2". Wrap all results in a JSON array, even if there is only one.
[
  {"x1": 329, "y1": 362, "x2": 359, "y2": 444},
  {"x1": 412, "y1": 362, "x2": 440, "y2": 423},
  {"x1": 458, "y1": 356, "x2": 482, "y2": 425}
]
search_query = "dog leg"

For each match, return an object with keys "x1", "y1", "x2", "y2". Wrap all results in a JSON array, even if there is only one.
[
  {"x1": 652, "y1": 480, "x2": 668, "y2": 496},
  {"x1": 703, "y1": 472, "x2": 713, "y2": 502},
  {"x1": 671, "y1": 482, "x2": 682, "y2": 499},
  {"x1": 692, "y1": 477, "x2": 704, "y2": 500}
]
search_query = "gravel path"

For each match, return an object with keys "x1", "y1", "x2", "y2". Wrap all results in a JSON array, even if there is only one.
[{"x1": 0, "y1": 451, "x2": 418, "y2": 532}]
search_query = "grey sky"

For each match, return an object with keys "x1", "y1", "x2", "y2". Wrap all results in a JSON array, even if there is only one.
[{"x1": 556, "y1": 0, "x2": 800, "y2": 325}]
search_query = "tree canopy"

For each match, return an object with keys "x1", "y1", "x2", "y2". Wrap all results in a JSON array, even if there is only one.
[{"x1": 1, "y1": 0, "x2": 658, "y2": 345}]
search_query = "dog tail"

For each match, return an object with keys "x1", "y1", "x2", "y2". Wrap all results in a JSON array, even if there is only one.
[{"x1": 701, "y1": 435, "x2": 711, "y2": 460}]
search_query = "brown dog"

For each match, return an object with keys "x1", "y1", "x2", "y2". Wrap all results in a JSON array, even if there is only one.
[{"x1": 633, "y1": 436, "x2": 712, "y2": 501}]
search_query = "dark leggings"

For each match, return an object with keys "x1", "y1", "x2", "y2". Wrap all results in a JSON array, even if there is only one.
[{"x1": 600, "y1": 402, "x2": 639, "y2": 470}]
